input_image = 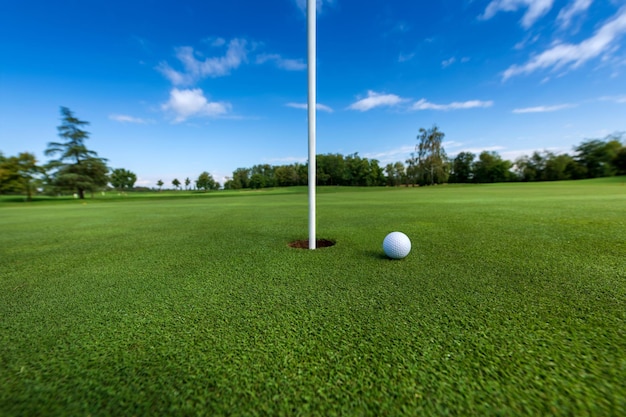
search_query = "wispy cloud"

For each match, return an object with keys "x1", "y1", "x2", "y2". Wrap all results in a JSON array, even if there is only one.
[
  {"x1": 512, "y1": 103, "x2": 575, "y2": 113},
  {"x1": 348, "y1": 91, "x2": 408, "y2": 111},
  {"x1": 557, "y1": 0, "x2": 593, "y2": 29},
  {"x1": 109, "y1": 114, "x2": 151, "y2": 124},
  {"x1": 286, "y1": 102, "x2": 334, "y2": 112},
  {"x1": 157, "y1": 39, "x2": 249, "y2": 86},
  {"x1": 502, "y1": 6, "x2": 626, "y2": 80},
  {"x1": 392, "y1": 21, "x2": 411, "y2": 34},
  {"x1": 598, "y1": 95, "x2": 626, "y2": 103},
  {"x1": 398, "y1": 52, "x2": 415, "y2": 63},
  {"x1": 443, "y1": 141, "x2": 465, "y2": 149},
  {"x1": 480, "y1": 0, "x2": 554, "y2": 28},
  {"x1": 442, "y1": 57, "x2": 456, "y2": 68},
  {"x1": 363, "y1": 146, "x2": 415, "y2": 164},
  {"x1": 257, "y1": 54, "x2": 306, "y2": 71},
  {"x1": 161, "y1": 88, "x2": 230, "y2": 122},
  {"x1": 411, "y1": 99, "x2": 494, "y2": 111},
  {"x1": 514, "y1": 33, "x2": 540, "y2": 50}
]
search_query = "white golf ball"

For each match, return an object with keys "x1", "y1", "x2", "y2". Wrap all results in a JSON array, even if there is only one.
[{"x1": 383, "y1": 232, "x2": 411, "y2": 259}]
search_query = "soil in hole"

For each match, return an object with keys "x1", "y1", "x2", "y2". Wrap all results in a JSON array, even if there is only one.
[{"x1": 289, "y1": 239, "x2": 336, "y2": 249}]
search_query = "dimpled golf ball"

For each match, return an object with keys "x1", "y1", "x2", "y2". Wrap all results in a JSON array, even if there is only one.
[{"x1": 383, "y1": 232, "x2": 411, "y2": 259}]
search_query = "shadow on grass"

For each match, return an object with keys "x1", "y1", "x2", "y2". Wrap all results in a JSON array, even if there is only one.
[{"x1": 364, "y1": 250, "x2": 394, "y2": 260}]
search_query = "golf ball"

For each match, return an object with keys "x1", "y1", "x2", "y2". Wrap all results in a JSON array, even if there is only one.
[{"x1": 383, "y1": 232, "x2": 411, "y2": 259}]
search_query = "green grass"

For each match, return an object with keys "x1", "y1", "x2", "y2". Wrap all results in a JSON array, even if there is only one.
[{"x1": 1, "y1": 179, "x2": 625, "y2": 416}]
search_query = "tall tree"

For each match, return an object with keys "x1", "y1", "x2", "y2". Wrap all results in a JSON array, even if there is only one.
[
  {"x1": 172, "y1": 178, "x2": 181, "y2": 190},
  {"x1": 274, "y1": 165, "x2": 299, "y2": 186},
  {"x1": 185, "y1": 177, "x2": 191, "y2": 190},
  {"x1": 514, "y1": 152, "x2": 545, "y2": 182},
  {"x1": 109, "y1": 168, "x2": 137, "y2": 190},
  {"x1": 385, "y1": 162, "x2": 406, "y2": 186},
  {"x1": 449, "y1": 152, "x2": 475, "y2": 183},
  {"x1": 0, "y1": 152, "x2": 43, "y2": 200},
  {"x1": 415, "y1": 125, "x2": 448, "y2": 185},
  {"x1": 196, "y1": 171, "x2": 219, "y2": 190},
  {"x1": 405, "y1": 152, "x2": 419, "y2": 186},
  {"x1": 157, "y1": 179, "x2": 164, "y2": 191},
  {"x1": 44, "y1": 107, "x2": 108, "y2": 199},
  {"x1": 228, "y1": 168, "x2": 251, "y2": 189},
  {"x1": 574, "y1": 137, "x2": 622, "y2": 178},
  {"x1": 473, "y1": 151, "x2": 512, "y2": 183},
  {"x1": 543, "y1": 152, "x2": 575, "y2": 181}
]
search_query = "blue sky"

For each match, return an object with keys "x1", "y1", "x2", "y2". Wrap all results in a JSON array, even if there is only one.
[{"x1": 1, "y1": 0, "x2": 625, "y2": 187}]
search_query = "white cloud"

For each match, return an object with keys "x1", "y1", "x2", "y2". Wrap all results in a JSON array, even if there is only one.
[
  {"x1": 348, "y1": 91, "x2": 408, "y2": 111},
  {"x1": 411, "y1": 99, "x2": 494, "y2": 111},
  {"x1": 205, "y1": 36, "x2": 226, "y2": 47},
  {"x1": 480, "y1": 0, "x2": 554, "y2": 28},
  {"x1": 514, "y1": 33, "x2": 540, "y2": 50},
  {"x1": 502, "y1": 7, "x2": 626, "y2": 80},
  {"x1": 442, "y1": 57, "x2": 456, "y2": 68},
  {"x1": 557, "y1": 0, "x2": 593, "y2": 29},
  {"x1": 363, "y1": 146, "x2": 415, "y2": 164},
  {"x1": 512, "y1": 103, "x2": 574, "y2": 113},
  {"x1": 257, "y1": 54, "x2": 306, "y2": 71},
  {"x1": 398, "y1": 52, "x2": 415, "y2": 63},
  {"x1": 157, "y1": 39, "x2": 249, "y2": 85},
  {"x1": 286, "y1": 102, "x2": 334, "y2": 112},
  {"x1": 443, "y1": 141, "x2": 465, "y2": 149},
  {"x1": 599, "y1": 95, "x2": 626, "y2": 103},
  {"x1": 157, "y1": 64, "x2": 191, "y2": 86},
  {"x1": 161, "y1": 88, "x2": 230, "y2": 122},
  {"x1": 109, "y1": 114, "x2": 150, "y2": 124}
]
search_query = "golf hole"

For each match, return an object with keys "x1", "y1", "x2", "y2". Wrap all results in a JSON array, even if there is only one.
[{"x1": 289, "y1": 239, "x2": 336, "y2": 249}]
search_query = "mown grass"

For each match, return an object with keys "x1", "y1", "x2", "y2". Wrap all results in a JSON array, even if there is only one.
[{"x1": 1, "y1": 179, "x2": 625, "y2": 416}]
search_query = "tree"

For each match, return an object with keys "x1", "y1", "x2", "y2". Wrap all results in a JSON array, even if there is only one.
[
  {"x1": 0, "y1": 152, "x2": 43, "y2": 200},
  {"x1": 415, "y1": 125, "x2": 448, "y2": 185},
  {"x1": 228, "y1": 168, "x2": 251, "y2": 189},
  {"x1": 405, "y1": 152, "x2": 419, "y2": 186},
  {"x1": 317, "y1": 154, "x2": 346, "y2": 185},
  {"x1": 250, "y1": 164, "x2": 274, "y2": 188},
  {"x1": 172, "y1": 178, "x2": 181, "y2": 190},
  {"x1": 449, "y1": 152, "x2": 475, "y2": 183},
  {"x1": 615, "y1": 146, "x2": 626, "y2": 175},
  {"x1": 109, "y1": 168, "x2": 137, "y2": 190},
  {"x1": 274, "y1": 165, "x2": 299, "y2": 186},
  {"x1": 473, "y1": 151, "x2": 512, "y2": 183},
  {"x1": 385, "y1": 162, "x2": 406, "y2": 186},
  {"x1": 44, "y1": 107, "x2": 108, "y2": 199},
  {"x1": 196, "y1": 171, "x2": 219, "y2": 190},
  {"x1": 249, "y1": 173, "x2": 266, "y2": 189},
  {"x1": 185, "y1": 177, "x2": 191, "y2": 190},
  {"x1": 574, "y1": 137, "x2": 622, "y2": 178},
  {"x1": 543, "y1": 152, "x2": 575, "y2": 181},
  {"x1": 514, "y1": 152, "x2": 545, "y2": 182},
  {"x1": 157, "y1": 179, "x2": 164, "y2": 191}
]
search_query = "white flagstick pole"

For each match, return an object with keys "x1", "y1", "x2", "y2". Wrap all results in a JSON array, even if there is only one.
[{"x1": 307, "y1": 0, "x2": 316, "y2": 250}]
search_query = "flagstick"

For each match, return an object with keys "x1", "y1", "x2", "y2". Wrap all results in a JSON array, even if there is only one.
[{"x1": 307, "y1": 0, "x2": 316, "y2": 250}]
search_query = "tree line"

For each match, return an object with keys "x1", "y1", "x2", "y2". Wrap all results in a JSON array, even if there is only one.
[
  {"x1": 223, "y1": 126, "x2": 626, "y2": 188},
  {"x1": 1, "y1": 109, "x2": 625, "y2": 201}
]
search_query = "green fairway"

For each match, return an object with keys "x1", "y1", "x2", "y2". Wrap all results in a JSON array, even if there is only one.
[{"x1": 1, "y1": 179, "x2": 625, "y2": 416}]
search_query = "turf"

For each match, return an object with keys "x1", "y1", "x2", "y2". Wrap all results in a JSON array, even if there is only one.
[{"x1": 1, "y1": 179, "x2": 625, "y2": 416}]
